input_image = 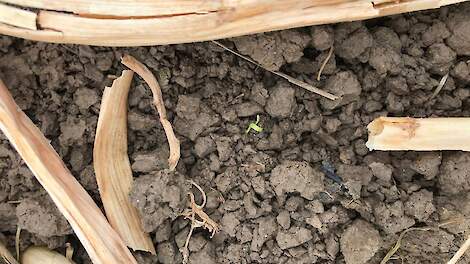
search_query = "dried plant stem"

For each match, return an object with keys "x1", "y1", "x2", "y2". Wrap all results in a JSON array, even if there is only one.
[
  {"x1": 21, "y1": 247, "x2": 74, "y2": 264},
  {"x1": 212, "y1": 41, "x2": 338, "y2": 100},
  {"x1": 121, "y1": 55, "x2": 180, "y2": 170},
  {"x1": 94, "y1": 70, "x2": 155, "y2": 254},
  {"x1": 366, "y1": 117, "x2": 470, "y2": 151},
  {"x1": 0, "y1": 3, "x2": 36, "y2": 30},
  {"x1": 448, "y1": 234, "x2": 470, "y2": 264},
  {"x1": 381, "y1": 227, "x2": 431, "y2": 264},
  {"x1": 14, "y1": 227, "x2": 20, "y2": 261},
  {"x1": 429, "y1": 72, "x2": 449, "y2": 100},
  {"x1": 0, "y1": 0, "x2": 468, "y2": 46},
  {"x1": 317, "y1": 46, "x2": 334, "y2": 81},
  {"x1": 0, "y1": 78, "x2": 137, "y2": 264},
  {"x1": 0, "y1": 238, "x2": 18, "y2": 264},
  {"x1": 180, "y1": 181, "x2": 220, "y2": 263}
]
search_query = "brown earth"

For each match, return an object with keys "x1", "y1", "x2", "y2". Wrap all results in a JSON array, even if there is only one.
[{"x1": 2, "y1": 2, "x2": 470, "y2": 264}]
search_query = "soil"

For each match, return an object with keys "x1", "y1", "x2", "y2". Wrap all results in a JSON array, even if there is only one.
[{"x1": 1, "y1": 3, "x2": 470, "y2": 264}]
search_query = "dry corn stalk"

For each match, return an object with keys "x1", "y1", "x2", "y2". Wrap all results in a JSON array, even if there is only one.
[
  {"x1": 0, "y1": 3, "x2": 36, "y2": 30},
  {"x1": 121, "y1": 55, "x2": 180, "y2": 171},
  {"x1": 21, "y1": 247, "x2": 74, "y2": 264},
  {"x1": 0, "y1": 0, "x2": 467, "y2": 46},
  {"x1": 366, "y1": 117, "x2": 470, "y2": 151},
  {"x1": 94, "y1": 70, "x2": 155, "y2": 254},
  {"x1": 0, "y1": 78, "x2": 137, "y2": 264}
]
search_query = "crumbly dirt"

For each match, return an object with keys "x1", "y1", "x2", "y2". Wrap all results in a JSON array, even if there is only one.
[{"x1": 2, "y1": 3, "x2": 470, "y2": 264}]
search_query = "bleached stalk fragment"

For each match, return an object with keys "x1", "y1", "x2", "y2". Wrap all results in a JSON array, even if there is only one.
[
  {"x1": 0, "y1": 79, "x2": 137, "y2": 264},
  {"x1": 0, "y1": 238, "x2": 18, "y2": 264},
  {"x1": 21, "y1": 246, "x2": 74, "y2": 264},
  {"x1": 121, "y1": 55, "x2": 180, "y2": 170},
  {"x1": 94, "y1": 70, "x2": 155, "y2": 254},
  {"x1": 366, "y1": 117, "x2": 470, "y2": 151}
]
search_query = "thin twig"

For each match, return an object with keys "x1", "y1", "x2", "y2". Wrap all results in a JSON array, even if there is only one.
[
  {"x1": 211, "y1": 40, "x2": 338, "y2": 100},
  {"x1": 121, "y1": 55, "x2": 181, "y2": 170},
  {"x1": 448, "y1": 234, "x2": 470, "y2": 264},
  {"x1": 0, "y1": 238, "x2": 18, "y2": 264},
  {"x1": 382, "y1": 220, "x2": 461, "y2": 264},
  {"x1": 429, "y1": 73, "x2": 449, "y2": 100},
  {"x1": 14, "y1": 227, "x2": 20, "y2": 261},
  {"x1": 381, "y1": 227, "x2": 431, "y2": 264},
  {"x1": 317, "y1": 46, "x2": 334, "y2": 81}
]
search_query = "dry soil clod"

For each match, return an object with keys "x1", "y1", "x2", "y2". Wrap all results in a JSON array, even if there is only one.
[
  {"x1": 121, "y1": 55, "x2": 181, "y2": 171},
  {"x1": 180, "y1": 180, "x2": 220, "y2": 264}
]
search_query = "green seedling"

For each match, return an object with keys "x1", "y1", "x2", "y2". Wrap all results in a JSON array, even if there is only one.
[{"x1": 246, "y1": 115, "x2": 263, "y2": 134}]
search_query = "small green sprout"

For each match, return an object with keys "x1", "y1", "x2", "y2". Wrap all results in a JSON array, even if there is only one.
[{"x1": 246, "y1": 115, "x2": 263, "y2": 134}]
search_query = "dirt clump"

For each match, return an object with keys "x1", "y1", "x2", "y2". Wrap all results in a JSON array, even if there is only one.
[
  {"x1": 320, "y1": 71, "x2": 362, "y2": 109},
  {"x1": 373, "y1": 200, "x2": 415, "y2": 234},
  {"x1": 270, "y1": 161, "x2": 324, "y2": 203},
  {"x1": 265, "y1": 81, "x2": 296, "y2": 118},
  {"x1": 0, "y1": 203, "x2": 17, "y2": 232},
  {"x1": 439, "y1": 152, "x2": 470, "y2": 195},
  {"x1": 404, "y1": 189, "x2": 435, "y2": 222},
  {"x1": 311, "y1": 25, "x2": 334, "y2": 51},
  {"x1": 410, "y1": 152, "x2": 441, "y2": 180},
  {"x1": 129, "y1": 170, "x2": 189, "y2": 232},
  {"x1": 233, "y1": 30, "x2": 311, "y2": 71},
  {"x1": 446, "y1": 7, "x2": 470, "y2": 55},
  {"x1": 335, "y1": 22, "x2": 373, "y2": 61},
  {"x1": 174, "y1": 95, "x2": 220, "y2": 141},
  {"x1": 340, "y1": 219, "x2": 381, "y2": 264},
  {"x1": 16, "y1": 195, "x2": 72, "y2": 237},
  {"x1": 275, "y1": 227, "x2": 313, "y2": 250}
]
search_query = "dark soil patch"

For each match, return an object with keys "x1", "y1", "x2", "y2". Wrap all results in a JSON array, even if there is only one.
[{"x1": 2, "y1": 3, "x2": 470, "y2": 264}]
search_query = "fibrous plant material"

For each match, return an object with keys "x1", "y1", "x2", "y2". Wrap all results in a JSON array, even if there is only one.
[
  {"x1": 21, "y1": 247, "x2": 74, "y2": 264},
  {"x1": 366, "y1": 117, "x2": 470, "y2": 151},
  {"x1": 0, "y1": 238, "x2": 18, "y2": 264},
  {"x1": 380, "y1": 227, "x2": 431, "y2": 264},
  {"x1": 94, "y1": 70, "x2": 155, "y2": 254},
  {"x1": 14, "y1": 227, "x2": 19, "y2": 261},
  {"x1": 0, "y1": 1, "x2": 466, "y2": 47},
  {"x1": 0, "y1": 0, "x2": 467, "y2": 46},
  {"x1": 0, "y1": 79, "x2": 137, "y2": 264},
  {"x1": 428, "y1": 72, "x2": 449, "y2": 100},
  {"x1": 180, "y1": 181, "x2": 220, "y2": 264},
  {"x1": 212, "y1": 41, "x2": 338, "y2": 100},
  {"x1": 317, "y1": 46, "x2": 334, "y2": 81},
  {"x1": 0, "y1": 3, "x2": 36, "y2": 30},
  {"x1": 121, "y1": 55, "x2": 180, "y2": 171},
  {"x1": 448, "y1": 234, "x2": 470, "y2": 264}
]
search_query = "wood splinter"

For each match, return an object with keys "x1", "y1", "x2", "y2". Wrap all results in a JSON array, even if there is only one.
[{"x1": 366, "y1": 117, "x2": 470, "y2": 151}]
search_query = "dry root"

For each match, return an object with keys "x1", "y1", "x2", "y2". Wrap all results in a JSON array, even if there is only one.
[{"x1": 180, "y1": 181, "x2": 220, "y2": 264}]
